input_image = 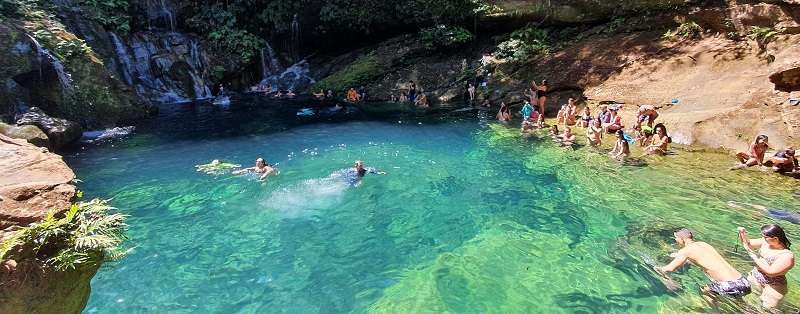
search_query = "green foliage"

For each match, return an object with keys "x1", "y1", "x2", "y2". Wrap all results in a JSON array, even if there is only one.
[
  {"x1": 748, "y1": 26, "x2": 779, "y2": 44},
  {"x1": 77, "y1": 0, "x2": 130, "y2": 34},
  {"x1": 188, "y1": 4, "x2": 264, "y2": 64},
  {"x1": 662, "y1": 21, "x2": 702, "y2": 40},
  {"x1": 32, "y1": 29, "x2": 93, "y2": 63},
  {"x1": 0, "y1": 199, "x2": 128, "y2": 271},
  {"x1": 313, "y1": 54, "x2": 381, "y2": 92},
  {"x1": 419, "y1": 25, "x2": 473, "y2": 50},
  {"x1": 495, "y1": 25, "x2": 552, "y2": 62}
]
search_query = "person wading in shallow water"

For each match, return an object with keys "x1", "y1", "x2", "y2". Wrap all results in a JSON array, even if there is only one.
[
  {"x1": 655, "y1": 228, "x2": 751, "y2": 299},
  {"x1": 232, "y1": 158, "x2": 276, "y2": 181},
  {"x1": 739, "y1": 224, "x2": 795, "y2": 309}
]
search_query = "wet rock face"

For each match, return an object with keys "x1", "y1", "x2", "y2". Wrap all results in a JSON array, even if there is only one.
[
  {"x1": 770, "y1": 65, "x2": 800, "y2": 91},
  {"x1": 15, "y1": 107, "x2": 82, "y2": 149}
]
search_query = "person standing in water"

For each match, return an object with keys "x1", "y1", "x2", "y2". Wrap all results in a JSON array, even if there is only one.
[
  {"x1": 655, "y1": 228, "x2": 751, "y2": 298},
  {"x1": 537, "y1": 80, "x2": 548, "y2": 116},
  {"x1": 232, "y1": 158, "x2": 276, "y2": 181},
  {"x1": 739, "y1": 224, "x2": 795, "y2": 309},
  {"x1": 467, "y1": 83, "x2": 476, "y2": 103},
  {"x1": 521, "y1": 100, "x2": 534, "y2": 121}
]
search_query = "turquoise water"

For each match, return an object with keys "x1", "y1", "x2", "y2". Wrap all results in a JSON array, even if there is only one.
[{"x1": 68, "y1": 102, "x2": 800, "y2": 313}]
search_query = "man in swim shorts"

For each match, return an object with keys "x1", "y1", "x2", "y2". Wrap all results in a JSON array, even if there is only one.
[{"x1": 655, "y1": 228, "x2": 751, "y2": 298}]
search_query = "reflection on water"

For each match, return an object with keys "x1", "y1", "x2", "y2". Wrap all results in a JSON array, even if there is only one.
[{"x1": 66, "y1": 101, "x2": 800, "y2": 313}]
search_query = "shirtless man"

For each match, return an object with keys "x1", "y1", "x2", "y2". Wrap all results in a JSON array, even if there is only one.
[
  {"x1": 558, "y1": 127, "x2": 576, "y2": 146},
  {"x1": 232, "y1": 158, "x2": 276, "y2": 181},
  {"x1": 655, "y1": 228, "x2": 751, "y2": 298}
]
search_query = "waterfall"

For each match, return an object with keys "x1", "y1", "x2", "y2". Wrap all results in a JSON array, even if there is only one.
[
  {"x1": 26, "y1": 34, "x2": 72, "y2": 91},
  {"x1": 109, "y1": 32, "x2": 134, "y2": 85},
  {"x1": 260, "y1": 42, "x2": 281, "y2": 80},
  {"x1": 146, "y1": 0, "x2": 176, "y2": 31},
  {"x1": 290, "y1": 14, "x2": 301, "y2": 62},
  {"x1": 260, "y1": 59, "x2": 315, "y2": 91},
  {"x1": 189, "y1": 39, "x2": 202, "y2": 71}
]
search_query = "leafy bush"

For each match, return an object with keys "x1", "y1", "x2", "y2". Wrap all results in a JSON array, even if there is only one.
[
  {"x1": 188, "y1": 4, "x2": 264, "y2": 64},
  {"x1": 662, "y1": 21, "x2": 702, "y2": 40},
  {"x1": 77, "y1": 0, "x2": 130, "y2": 34},
  {"x1": 419, "y1": 24, "x2": 473, "y2": 50},
  {"x1": 748, "y1": 26, "x2": 779, "y2": 43},
  {"x1": 495, "y1": 25, "x2": 552, "y2": 62},
  {"x1": 0, "y1": 199, "x2": 128, "y2": 271},
  {"x1": 32, "y1": 29, "x2": 93, "y2": 62}
]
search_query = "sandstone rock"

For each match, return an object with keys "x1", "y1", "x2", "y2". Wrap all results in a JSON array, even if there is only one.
[
  {"x1": 729, "y1": 3, "x2": 800, "y2": 34},
  {"x1": 0, "y1": 134, "x2": 76, "y2": 233},
  {"x1": 0, "y1": 122, "x2": 50, "y2": 149},
  {"x1": 770, "y1": 64, "x2": 800, "y2": 91},
  {"x1": 15, "y1": 107, "x2": 83, "y2": 149}
]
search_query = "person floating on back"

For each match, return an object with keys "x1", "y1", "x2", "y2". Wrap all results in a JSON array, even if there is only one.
[{"x1": 654, "y1": 228, "x2": 751, "y2": 298}]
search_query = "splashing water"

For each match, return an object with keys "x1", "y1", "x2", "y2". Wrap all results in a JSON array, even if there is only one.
[{"x1": 81, "y1": 126, "x2": 136, "y2": 143}]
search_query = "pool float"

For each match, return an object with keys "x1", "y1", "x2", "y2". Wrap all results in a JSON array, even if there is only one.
[{"x1": 195, "y1": 160, "x2": 241, "y2": 175}]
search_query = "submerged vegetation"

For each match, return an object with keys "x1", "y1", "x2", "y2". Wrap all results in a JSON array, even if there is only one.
[{"x1": 0, "y1": 199, "x2": 127, "y2": 271}]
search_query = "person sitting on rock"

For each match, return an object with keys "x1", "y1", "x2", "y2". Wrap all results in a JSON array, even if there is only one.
[
  {"x1": 358, "y1": 86, "x2": 368, "y2": 101},
  {"x1": 733, "y1": 135, "x2": 770, "y2": 169},
  {"x1": 233, "y1": 158, "x2": 276, "y2": 181},
  {"x1": 467, "y1": 83, "x2": 476, "y2": 103},
  {"x1": 603, "y1": 106, "x2": 624, "y2": 134},
  {"x1": 313, "y1": 89, "x2": 325, "y2": 100},
  {"x1": 766, "y1": 147, "x2": 798, "y2": 173},
  {"x1": 414, "y1": 93, "x2": 429, "y2": 108},
  {"x1": 645, "y1": 123, "x2": 671, "y2": 156},
  {"x1": 580, "y1": 106, "x2": 592, "y2": 128},
  {"x1": 273, "y1": 90, "x2": 284, "y2": 98},
  {"x1": 286, "y1": 90, "x2": 296, "y2": 98}
]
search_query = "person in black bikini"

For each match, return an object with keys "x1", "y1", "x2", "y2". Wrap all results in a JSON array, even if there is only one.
[{"x1": 739, "y1": 224, "x2": 795, "y2": 309}]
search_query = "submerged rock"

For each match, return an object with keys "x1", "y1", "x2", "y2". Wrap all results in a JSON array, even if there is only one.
[
  {"x1": 15, "y1": 107, "x2": 83, "y2": 149},
  {"x1": 0, "y1": 122, "x2": 49, "y2": 149}
]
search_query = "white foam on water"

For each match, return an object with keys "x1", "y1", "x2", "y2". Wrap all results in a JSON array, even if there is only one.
[
  {"x1": 82, "y1": 126, "x2": 136, "y2": 143},
  {"x1": 262, "y1": 170, "x2": 350, "y2": 218}
]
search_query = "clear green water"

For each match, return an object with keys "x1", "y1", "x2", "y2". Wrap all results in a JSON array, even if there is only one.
[{"x1": 68, "y1": 104, "x2": 800, "y2": 313}]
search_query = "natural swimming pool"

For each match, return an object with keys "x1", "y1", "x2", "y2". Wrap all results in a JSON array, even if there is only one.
[{"x1": 67, "y1": 101, "x2": 800, "y2": 313}]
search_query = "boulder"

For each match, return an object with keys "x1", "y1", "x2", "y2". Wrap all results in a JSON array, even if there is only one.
[
  {"x1": 15, "y1": 107, "x2": 82, "y2": 149},
  {"x1": 0, "y1": 122, "x2": 50, "y2": 149},
  {"x1": 770, "y1": 64, "x2": 800, "y2": 92},
  {"x1": 0, "y1": 134, "x2": 76, "y2": 232},
  {"x1": 729, "y1": 3, "x2": 800, "y2": 34}
]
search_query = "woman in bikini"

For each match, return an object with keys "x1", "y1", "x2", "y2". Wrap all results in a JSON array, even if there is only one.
[
  {"x1": 497, "y1": 102, "x2": 511, "y2": 122},
  {"x1": 645, "y1": 123, "x2": 670, "y2": 155},
  {"x1": 734, "y1": 135, "x2": 769, "y2": 169},
  {"x1": 580, "y1": 106, "x2": 592, "y2": 128},
  {"x1": 537, "y1": 80, "x2": 548, "y2": 115},
  {"x1": 739, "y1": 224, "x2": 795, "y2": 309}
]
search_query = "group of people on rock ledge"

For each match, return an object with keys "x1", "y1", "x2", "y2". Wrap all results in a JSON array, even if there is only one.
[
  {"x1": 494, "y1": 79, "x2": 799, "y2": 174},
  {"x1": 388, "y1": 81, "x2": 428, "y2": 107}
]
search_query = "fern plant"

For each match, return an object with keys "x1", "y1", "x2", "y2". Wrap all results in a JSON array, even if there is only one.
[
  {"x1": 0, "y1": 199, "x2": 128, "y2": 271},
  {"x1": 748, "y1": 26, "x2": 780, "y2": 52},
  {"x1": 662, "y1": 21, "x2": 702, "y2": 40}
]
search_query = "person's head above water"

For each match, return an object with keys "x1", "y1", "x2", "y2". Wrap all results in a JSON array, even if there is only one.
[
  {"x1": 761, "y1": 224, "x2": 791, "y2": 249},
  {"x1": 616, "y1": 129, "x2": 625, "y2": 139},
  {"x1": 354, "y1": 160, "x2": 364, "y2": 170},
  {"x1": 256, "y1": 158, "x2": 265, "y2": 168},
  {"x1": 674, "y1": 228, "x2": 694, "y2": 246}
]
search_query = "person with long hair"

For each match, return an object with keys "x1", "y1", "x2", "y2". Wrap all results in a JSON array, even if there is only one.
[
  {"x1": 609, "y1": 129, "x2": 630, "y2": 160},
  {"x1": 497, "y1": 102, "x2": 511, "y2": 122},
  {"x1": 738, "y1": 224, "x2": 795, "y2": 309},
  {"x1": 645, "y1": 123, "x2": 670, "y2": 155},
  {"x1": 734, "y1": 135, "x2": 769, "y2": 169}
]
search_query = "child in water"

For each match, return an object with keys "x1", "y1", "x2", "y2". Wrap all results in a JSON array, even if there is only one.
[{"x1": 609, "y1": 130, "x2": 630, "y2": 160}]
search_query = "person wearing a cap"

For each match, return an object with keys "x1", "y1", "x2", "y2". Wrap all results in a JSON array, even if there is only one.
[
  {"x1": 233, "y1": 157, "x2": 276, "y2": 181},
  {"x1": 602, "y1": 105, "x2": 623, "y2": 135},
  {"x1": 655, "y1": 228, "x2": 751, "y2": 298}
]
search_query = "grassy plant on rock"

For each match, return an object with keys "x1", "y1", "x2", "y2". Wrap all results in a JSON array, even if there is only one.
[{"x1": 0, "y1": 199, "x2": 128, "y2": 271}]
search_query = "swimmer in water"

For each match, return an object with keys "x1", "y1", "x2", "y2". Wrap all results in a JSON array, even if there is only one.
[
  {"x1": 232, "y1": 157, "x2": 276, "y2": 181},
  {"x1": 346, "y1": 160, "x2": 386, "y2": 185},
  {"x1": 728, "y1": 201, "x2": 800, "y2": 225}
]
